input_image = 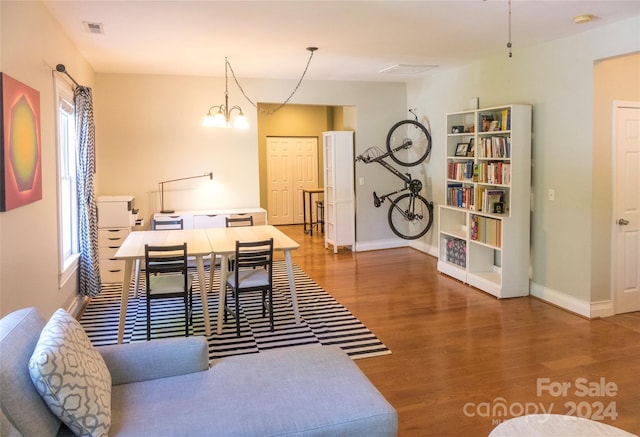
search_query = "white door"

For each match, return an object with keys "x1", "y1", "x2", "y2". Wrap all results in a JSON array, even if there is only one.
[
  {"x1": 613, "y1": 102, "x2": 640, "y2": 314},
  {"x1": 267, "y1": 137, "x2": 318, "y2": 225}
]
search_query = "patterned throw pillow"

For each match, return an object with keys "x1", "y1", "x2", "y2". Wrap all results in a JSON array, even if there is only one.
[{"x1": 28, "y1": 309, "x2": 111, "y2": 437}]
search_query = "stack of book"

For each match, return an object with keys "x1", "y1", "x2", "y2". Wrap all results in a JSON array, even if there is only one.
[
  {"x1": 479, "y1": 136, "x2": 511, "y2": 158},
  {"x1": 476, "y1": 162, "x2": 511, "y2": 185},
  {"x1": 470, "y1": 215, "x2": 502, "y2": 248}
]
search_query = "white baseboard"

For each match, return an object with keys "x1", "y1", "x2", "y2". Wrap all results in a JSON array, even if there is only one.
[
  {"x1": 530, "y1": 282, "x2": 592, "y2": 318},
  {"x1": 355, "y1": 238, "x2": 438, "y2": 256},
  {"x1": 530, "y1": 282, "x2": 616, "y2": 318},
  {"x1": 590, "y1": 300, "x2": 615, "y2": 318},
  {"x1": 355, "y1": 239, "x2": 408, "y2": 252},
  {"x1": 66, "y1": 295, "x2": 88, "y2": 319},
  {"x1": 410, "y1": 240, "x2": 438, "y2": 257}
]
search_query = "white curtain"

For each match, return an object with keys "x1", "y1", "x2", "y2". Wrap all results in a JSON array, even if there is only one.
[{"x1": 75, "y1": 86, "x2": 101, "y2": 297}]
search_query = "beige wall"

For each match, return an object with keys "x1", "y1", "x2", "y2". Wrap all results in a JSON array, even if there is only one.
[
  {"x1": 94, "y1": 75, "x2": 407, "y2": 243},
  {"x1": 0, "y1": 1, "x2": 95, "y2": 316},
  {"x1": 256, "y1": 103, "x2": 359, "y2": 209},
  {"x1": 257, "y1": 103, "x2": 332, "y2": 209},
  {"x1": 408, "y1": 17, "x2": 640, "y2": 314},
  {"x1": 2, "y1": 1, "x2": 638, "y2": 319},
  {"x1": 591, "y1": 52, "x2": 640, "y2": 303}
]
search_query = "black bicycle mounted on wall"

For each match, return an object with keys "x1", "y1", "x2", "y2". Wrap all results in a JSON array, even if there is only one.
[{"x1": 355, "y1": 110, "x2": 434, "y2": 240}]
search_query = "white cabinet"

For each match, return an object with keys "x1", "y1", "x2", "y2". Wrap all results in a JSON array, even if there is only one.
[
  {"x1": 97, "y1": 196, "x2": 135, "y2": 283},
  {"x1": 153, "y1": 208, "x2": 267, "y2": 230},
  {"x1": 437, "y1": 105, "x2": 531, "y2": 298},
  {"x1": 98, "y1": 228, "x2": 130, "y2": 283},
  {"x1": 323, "y1": 131, "x2": 355, "y2": 253}
]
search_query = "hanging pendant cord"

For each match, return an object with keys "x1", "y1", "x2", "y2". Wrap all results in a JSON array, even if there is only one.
[
  {"x1": 226, "y1": 47, "x2": 317, "y2": 115},
  {"x1": 507, "y1": 0, "x2": 513, "y2": 58}
]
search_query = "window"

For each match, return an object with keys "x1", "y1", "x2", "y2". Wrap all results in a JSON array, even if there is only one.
[{"x1": 56, "y1": 81, "x2": 79, "y2": 285}]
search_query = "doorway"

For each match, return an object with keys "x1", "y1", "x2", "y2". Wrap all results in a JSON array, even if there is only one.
[
  {"x1": 266, "y1": 136, "x2": 318, "y2": 225},
  {"x1": 612, "y1": 101, "x2": 640, "y2": 314},
  {"x1": 257, "y1": 103, "x2": 357, "y2": 224}
]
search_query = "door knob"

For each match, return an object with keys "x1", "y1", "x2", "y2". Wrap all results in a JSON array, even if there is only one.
[{"x1": 617, "y1": 218, "x2": 630, "y2": 225}]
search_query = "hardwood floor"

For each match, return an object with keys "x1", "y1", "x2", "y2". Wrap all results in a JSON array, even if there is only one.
[{"x1": 277, "y1": 225, "x2": 640, "y2": 436}]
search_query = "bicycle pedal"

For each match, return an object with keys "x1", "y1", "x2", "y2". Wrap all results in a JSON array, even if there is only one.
[{"x1": 373, "y1": 192, "x2": 381, "y2": 208}]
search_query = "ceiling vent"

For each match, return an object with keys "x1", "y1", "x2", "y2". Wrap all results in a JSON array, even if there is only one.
[
  {"x1": 378, "y1": 64, "x2": 437, "y2": 75},
  {"x1": 83, "y1": 21, "x2": 104, "y2": 34}
]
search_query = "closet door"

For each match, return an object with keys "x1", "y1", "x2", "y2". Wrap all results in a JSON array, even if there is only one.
[{"x1": 267, "y1": 137, "x2": 318, "y2": 225}]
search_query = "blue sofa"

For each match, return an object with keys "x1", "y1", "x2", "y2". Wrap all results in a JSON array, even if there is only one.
[{"x1": 0, "y1": 307, "x2": 398, "y2": 436}]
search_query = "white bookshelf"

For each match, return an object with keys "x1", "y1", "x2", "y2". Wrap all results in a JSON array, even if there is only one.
[
  {"x1": 323, "y1": 131, "x2": 355, "y2": 253},
  {"x1": 437, "y1": 104, "x2": 532, "y2": 298}
]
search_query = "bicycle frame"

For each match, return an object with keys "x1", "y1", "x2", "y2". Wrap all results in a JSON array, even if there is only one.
[
  {"x1": 355, "y1": 113, "x2": 434, "y2": 240},
  {"x1": 356, "y1": 149, "x2": 422, "y2": 206}
]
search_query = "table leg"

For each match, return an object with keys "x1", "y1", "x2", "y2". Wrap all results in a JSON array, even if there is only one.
[
  {"x1": 284, "y1": 250, "x2": 301, "y2": 324},
  {"x1": 118, "y1": 259, "x2": 134, "y2": 344},
  {"x1": 195, "y1": 255, "x2": 211, "y2": 337},
  {"x1": 133, "y1": 259, "x2": 141, "y2": 298},
  {"x1": 303, "y1": 190, "x2": 308, "y2": 234},
  {"x1": 308, "y1": 191, "x2": 314, "y2": 236},
  {"x1": 216, "y1": 254, "x2": 229, "y2": 334}
]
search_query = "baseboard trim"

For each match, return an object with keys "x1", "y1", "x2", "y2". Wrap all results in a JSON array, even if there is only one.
[
  {"x1": 355, "y1": 239, "x2": 408, "y2": 252},
  {"x1": 530, "y1": 282, "x2": 592, "y2": 318},
  {"x1": 409, "y1": 240, "x2": 438, "y2": 258},
  {"x1": 590, "y1": 300, "x2": 615, "y2": 318},
  {"x1": 67, "y1": 295, "x2": 89, "y2": 319}
]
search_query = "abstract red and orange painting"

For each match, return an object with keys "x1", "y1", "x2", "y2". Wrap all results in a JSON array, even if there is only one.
[{"x1": 1, "y1": 73, "x2": 42, "y2": 211}]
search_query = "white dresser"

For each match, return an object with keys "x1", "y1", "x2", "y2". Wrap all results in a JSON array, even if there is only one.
[
  {"x1": 153, "y1": 208, "x2": 267, "y2": 229},
  {"x1": 97, "y1": 195, "x2": 137, "y2": 283}
]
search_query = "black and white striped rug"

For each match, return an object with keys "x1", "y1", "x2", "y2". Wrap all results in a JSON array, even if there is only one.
[{"x1": 80, "y1": 261, "x2": 390, "y2": 361}]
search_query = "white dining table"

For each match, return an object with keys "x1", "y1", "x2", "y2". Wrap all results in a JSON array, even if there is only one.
[
  {"x1": 113, "y1": 225, "x2": 301, "y2": 342},
  {"x1": 205, "y1": 225, "x2": 301, "y2": 334},
  {"x1": 113, "y1": 229, "x2": 213, "y2": 343}
]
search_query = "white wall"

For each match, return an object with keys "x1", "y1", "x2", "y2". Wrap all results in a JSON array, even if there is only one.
[
  {"x1": 0, "y1": 1, "x2": 94, "y2": 316},
  {"x1": 407, "y1": 16, "x2": 640, "y2": 314},
  {"x1": 95, "y1": 74, "x2": 408, "y2": 244}
]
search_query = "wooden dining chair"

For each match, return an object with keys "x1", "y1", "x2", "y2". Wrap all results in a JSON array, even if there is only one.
[
  {"x1": 225, "y1": 215, "x2": 254, "y2": 270},
  {"x1": 224, "y1": 238, "x2": 274, "y2": 337},
  {"x1": 144, "y1": 242, "x2": 193, "y2": 341},
  {"x1": 225, "y1": 215, "x2": 254, "y2": 227}
]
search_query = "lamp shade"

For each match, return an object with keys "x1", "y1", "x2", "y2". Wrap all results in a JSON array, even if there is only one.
[
  {"x1": 233, "y1": 113, "x2": 249, "y2": 129},
  {"x1": 213, "y1": 111, "x2": 228, "y2": 128},
  {"x1": 202, "y1": 114, "x2": 216, "y2": 127}
]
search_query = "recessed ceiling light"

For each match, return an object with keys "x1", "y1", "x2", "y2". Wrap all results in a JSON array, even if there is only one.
[
  {"x1": 574, "y1": 14, "x2": 595, "y2": 24},
  {"x1": 379, "y1": 64, "x2": 437, "y2": 75},
  {"x1": 83, "y1": 21, "x2": 104, "y2": 34}
]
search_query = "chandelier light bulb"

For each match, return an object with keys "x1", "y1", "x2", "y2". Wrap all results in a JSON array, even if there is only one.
[{"x1": 233, "y1": 112, "x2": 249, "y2": 129}]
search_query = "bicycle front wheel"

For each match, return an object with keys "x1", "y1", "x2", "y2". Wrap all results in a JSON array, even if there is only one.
[
  {"x1": 386, "y1": 119, "x2": 432, "y2": 167},
  {"x1": 388, "y1": 193, "x2": 434, "y2": 240}
]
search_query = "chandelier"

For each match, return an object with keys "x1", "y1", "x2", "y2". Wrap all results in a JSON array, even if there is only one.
[{"x1": 203, "y1": 47, "x2": 318, "y2": 129}]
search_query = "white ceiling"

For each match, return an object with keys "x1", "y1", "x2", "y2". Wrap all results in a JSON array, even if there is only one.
[{"x1": 43, "y1": 0, "x2": 640, "y2": 83}]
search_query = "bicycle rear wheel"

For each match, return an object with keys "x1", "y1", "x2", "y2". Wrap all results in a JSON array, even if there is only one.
[
  {"x1": 386, "y1": 119, "x2": 431, "y2": 167},
  {"x1": 388, "y1": 193, "x2": 434, "y2": 240}
]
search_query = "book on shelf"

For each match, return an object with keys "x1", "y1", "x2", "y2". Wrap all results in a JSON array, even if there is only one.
[
  {"x1": 472, "y1": 215, "x2": 502, "y2": 247},
  {"x1": 447, "y1": 160, "x2": 475, "y2": 181},
  {"x1": 477, "y1": 162, "x2": 511, "y2": 185},
  {"x1": 501, "y1": 109, "x2": 510, "y2": 131},
  {"x1": 478, "y1": 188, "x2": 505, "y2": 213},
  {"x1": 479, "y1": 136, "x2": 511, "y2": 158},
  {"x1": 484, "y1": 218, "x2": 500, "y2": 247},
  {"x1": 447, "y1": 183, "x2": 475, "y2": 209}
]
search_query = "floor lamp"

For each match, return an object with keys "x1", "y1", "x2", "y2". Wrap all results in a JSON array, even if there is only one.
[{"x1": 159, "y1": 172, "x2": 213, "y2": 214}]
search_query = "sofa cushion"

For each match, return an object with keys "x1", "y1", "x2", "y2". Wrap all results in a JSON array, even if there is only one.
[
  {"x1": 109, "y1": 345, "x2": 397, "y2": 436},
  {"x1": 0, "y1": 307, "x2": 62, "y2": 436},
  {"x1": 28, "y1": 309, "x2": 112, "y2": 437}
]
